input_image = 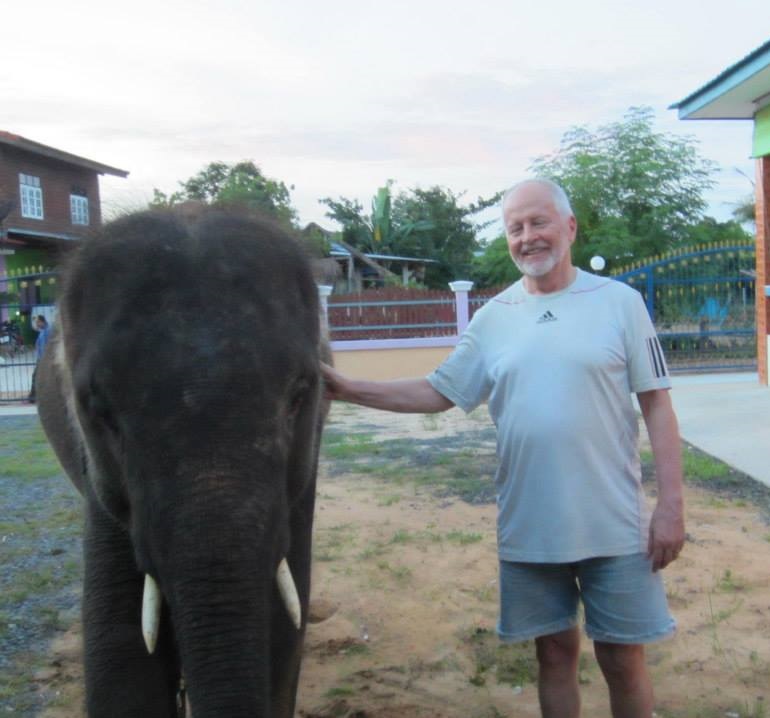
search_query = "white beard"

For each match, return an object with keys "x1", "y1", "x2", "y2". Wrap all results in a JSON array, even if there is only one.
[{"x1": 512, "y1": 245, "x2": 565, "y2": 277}]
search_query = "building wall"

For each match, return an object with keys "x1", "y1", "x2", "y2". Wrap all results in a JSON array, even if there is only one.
[
  {"x1": 0, "y1": 145, "x2": 102, "y2": 239},
  {"x1": 757, "y1": 156, "x2": 770, "y2": 384},
  {"x1": 331, "y1": 346, "x2": 453, "y2": 380}
]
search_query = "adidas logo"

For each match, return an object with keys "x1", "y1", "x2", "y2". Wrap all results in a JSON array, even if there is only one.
[{"x1": 536, "y1": 310, "x2": 557, "y2": 323}]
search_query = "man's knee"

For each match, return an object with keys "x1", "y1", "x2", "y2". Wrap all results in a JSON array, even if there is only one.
[
  {"x1": 535, "y1": 628, "x2": 581, "y2": 671},
  {"x1": 593, "y1": 642, "x2": 647, "y2": 683}
]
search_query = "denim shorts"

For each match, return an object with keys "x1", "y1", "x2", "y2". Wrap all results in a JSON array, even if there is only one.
[{"x1": 497, "y1": 553, "x2": 676, "y2": 644}]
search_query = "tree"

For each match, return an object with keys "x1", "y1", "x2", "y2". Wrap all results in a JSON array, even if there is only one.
[
  {"x1": 391, "y1": 187, "x2": 498, "y2": 286},
  {"x1": 683, "y1": 217, "x2": 754, "y2": 246},
  {"x1": 731, "y1": 195, "x2": 756, "y2": 229},
  {"x1": 151, "y1": 161, "x2": 297, "y2": 227},
  {"x1": 320, "y1": 184, "x2": 500, "y2": 287},
  {"x1": 470, "y1": 235, "x2": 521, "y2": 287},
  {"x1": 528, "y1": 106, "x2": 718, "y2": 271}
]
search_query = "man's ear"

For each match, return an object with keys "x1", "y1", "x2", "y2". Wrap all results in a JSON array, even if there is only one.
[{"x1": 568, "y1": 215, "x2": 577, "y2": 244}]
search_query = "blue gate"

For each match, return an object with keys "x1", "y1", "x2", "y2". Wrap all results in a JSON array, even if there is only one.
[{"x1": 612, "y1": 244, "x2": 756, "y2": 372}]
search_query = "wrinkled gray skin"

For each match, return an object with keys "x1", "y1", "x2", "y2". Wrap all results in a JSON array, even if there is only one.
[{"x1": 37, "y1": 209, "x2": 326, "y2": 717}]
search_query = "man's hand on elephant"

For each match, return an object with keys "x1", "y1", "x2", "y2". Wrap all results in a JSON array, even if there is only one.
[
  {"x1": 647, "y1": 500, "x2": 685, "y2": 572},
  {"x1": 320, "y1": 362, "x2": 347, "y2": 402}
]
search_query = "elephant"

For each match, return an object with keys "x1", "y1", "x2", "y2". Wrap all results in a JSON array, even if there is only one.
[{"x1": 37, "y1": 208, "x2": 327, "y2": 717}]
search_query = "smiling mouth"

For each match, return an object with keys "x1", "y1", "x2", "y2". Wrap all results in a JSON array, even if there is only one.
[{"x1": 521, "y1": 245, "x2": 549, "y2": 257}]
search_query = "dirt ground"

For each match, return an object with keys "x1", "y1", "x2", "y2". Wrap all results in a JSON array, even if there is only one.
[{"x1": 36, "y1": 404, "x2": 770, "y2": 717}]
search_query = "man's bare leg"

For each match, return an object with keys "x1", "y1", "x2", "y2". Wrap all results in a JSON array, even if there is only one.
[
  {"x1": 594, "y1": 642, "x2": 654, "y2": 718},
  {"x1": 535, "y1": 627, "x2": 581, "y2": 718}
]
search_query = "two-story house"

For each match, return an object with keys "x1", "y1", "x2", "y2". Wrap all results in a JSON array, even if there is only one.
[
  {"x1": 0, "y1": 131, "x2": 128, "y2": 332},
  {"x1": 0, "y1": 131, "x2": 129, "y2": 259}
]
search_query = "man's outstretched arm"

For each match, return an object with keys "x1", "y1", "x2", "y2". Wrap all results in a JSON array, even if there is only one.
[{"x1": 321, "y1": 362, "x2": 454, "y2": 414}]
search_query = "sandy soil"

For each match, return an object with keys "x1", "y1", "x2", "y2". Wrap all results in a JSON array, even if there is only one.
[{"x1": 37, "y1": 405, "x2": 770, "y2": 717}]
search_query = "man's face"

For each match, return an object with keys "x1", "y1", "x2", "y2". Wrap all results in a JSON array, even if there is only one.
[{"x1": 503, "y1": 184, "x2": 576, "y2": 278}]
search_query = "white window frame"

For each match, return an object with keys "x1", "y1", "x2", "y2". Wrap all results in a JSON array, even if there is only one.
[
  {"x1": 19, "y1": 173, "x2": 44, "y2": 220},
  {"x1": 70, "y1": 194, "x2": 90, "y2": 225}
]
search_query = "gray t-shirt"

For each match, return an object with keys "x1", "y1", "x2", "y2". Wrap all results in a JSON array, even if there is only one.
[{"x1": 427, "y1": 270, "x2": 671, "y2": 563}]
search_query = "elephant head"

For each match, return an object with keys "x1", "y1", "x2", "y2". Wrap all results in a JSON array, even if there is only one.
[{"x1": 37, "y1": 208, "x2": 326, "y2": 717}]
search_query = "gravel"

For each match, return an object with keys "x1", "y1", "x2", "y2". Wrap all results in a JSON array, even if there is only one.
[{"x1": 0, "y1": 415, "x2": 84, "y2": 716}]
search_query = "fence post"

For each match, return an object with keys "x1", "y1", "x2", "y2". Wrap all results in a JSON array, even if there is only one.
[
  {"x1": 646, "y1": 273, "x2": 655, "y2": 319},
  {"x1": 449, "y1": 280, "x2": 474, "y2": 335},
  {"x1": 317, "y1": 285, "x2": 333, "y2": 334}
]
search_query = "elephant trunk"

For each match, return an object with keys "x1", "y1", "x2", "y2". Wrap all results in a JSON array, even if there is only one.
[
  {"x1": 143, "y1": 488, "x2": 299, "y2": 718},
  {"x1": 167, "y1": 570, "x2": 273, "y2": 717},
  {"x1": 141, "y1": 559, "x2": 299, "y2": 655}
]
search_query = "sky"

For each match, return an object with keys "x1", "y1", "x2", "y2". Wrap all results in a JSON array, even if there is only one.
[{"x1": 3, "y1": 0, "x2": 767, "y2": 239}]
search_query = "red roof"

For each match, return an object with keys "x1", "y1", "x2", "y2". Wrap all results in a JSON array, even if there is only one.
[{"x1": 0, "y1": 131, "x2": 128, "y2": 177}]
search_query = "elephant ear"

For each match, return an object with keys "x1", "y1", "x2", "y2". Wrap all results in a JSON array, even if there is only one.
[{"x1": 37, "y1": 331, "x2": 88, "y2": 494}]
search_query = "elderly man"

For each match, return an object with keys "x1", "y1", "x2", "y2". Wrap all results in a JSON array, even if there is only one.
[{"x1": 321, "y1": 178, "x2": 684, "y2": 718}]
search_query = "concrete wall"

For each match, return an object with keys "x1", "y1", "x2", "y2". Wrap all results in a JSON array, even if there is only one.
[
  {"x1": 331, "y1": 344, "x2": 454, "y2": 380},
  {"x1": 322, "y1": 282, "x2": 469, "y2": 380}
]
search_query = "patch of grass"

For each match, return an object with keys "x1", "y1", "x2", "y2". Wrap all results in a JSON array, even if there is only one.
[
  {"x1": 357, "y1": 541, "x2": 389, "y2": 560},
  {"x1": 465, "y1": 627, "x2": 537, "y2": 688},
  {"x1": 643, "y1": 444, "x2": 748, "y2": 490},
  {"x1": 389, "y1": 529, "x2": 415, "y2": 545},
  {"x1": 0, "y1": 422, "x2": 62, "y2": 480},
  {"x1": 407, "y1": 460, "x2": 495, "y2": 504},
  {"x1": 704, "y1": 496, "x2": 729, "y2": 509},
  {"x1": 314, "y1": 523, "x2": 358, "y2": 561},
  {"x1": 376, "y1": 561, "x2": 412, "y2": 584},
  {"x1": 33, "y1": 605, "x2": 68, "y2": 631},
  {"x1": 0, "y1": 670, "x2": 31, "y2": 701},
  {"x1": 682, "y1": 446, "x2": 736, "y2": 484},
  {"x1": 341, "y1": 642, "x2": 370, "y2": 657},
  {"x1": 716, "y1": 569, "x2": 746, "y2": 593},
  {"x1": 446, "y1": 530, "x2": 483, "y2": 545},
  {"x1": 376, "y1": 493, "x2": 402, "y2": 506},
  {"x1": 321, "y1": 426, "x2": 499, "y2": 504},
  {"x1": 324, "y1": 685, "x2": 356, "y2": 699},
  {"x1": 321, "y1": 431, "x2": 378, "y2": 460},
  {"x1": 7, "y1": 566, "x2": 60, "y2": 603}
]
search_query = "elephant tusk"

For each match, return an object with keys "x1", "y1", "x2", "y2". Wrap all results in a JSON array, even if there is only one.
[
  {"x1": 276, "y1": 558, "x2": 301, "y2": 630},
  {"x1": 142, "y1": 574, "x2": 162, "y2": 654}
]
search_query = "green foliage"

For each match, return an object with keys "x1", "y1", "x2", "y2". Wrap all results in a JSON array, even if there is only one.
[
  {"x1": 467, "y1": 627, "x2": 537, "y2": 688},
  {"x1": 371, "y1": 184, "x2": 392, "y2": 245},
  {"x1": 300, "y1": 223, "x2": 332, "y2": 257},
  {"x1": 0, "y1": 423, "x2": 62, "y2": 480},
  {"x1": 151, "y1": 160, "x2": 298, "y2": 227},
  {"x1": 392, "y1": 186, "x2": 498, "y2": 286},
  {"x1": 529, "y1": 106, "x2": 718, "y2": 272},
  {"x1": 683, "y1": 217, "x2": 754, "y2": 246},
  {"x1": 732, "y1": 194, "x2": 756, "y2": 228},
  {"x1": 321, "y1": 184, "x2": 500, "y2": 288},
  {"x1": 471, "y1": 235, "x2": 521, "y2": 288}
]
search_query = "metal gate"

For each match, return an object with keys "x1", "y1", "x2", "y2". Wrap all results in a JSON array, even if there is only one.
[
  {"x1": 0, "y1": 271, "x2": 57, "y2": 402},
  {"x1": 612, "y1": 244, "x2": 756, "y2": 372}
]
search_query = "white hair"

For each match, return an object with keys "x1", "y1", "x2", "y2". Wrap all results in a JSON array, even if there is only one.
[{"x1": 501, "y1": 179, "x2": 574, "y2": 219}]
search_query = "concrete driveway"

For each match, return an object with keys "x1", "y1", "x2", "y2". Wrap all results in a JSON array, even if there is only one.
[{"x1": 671, "y1": 372, "x2": 770, "y2": 488}]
